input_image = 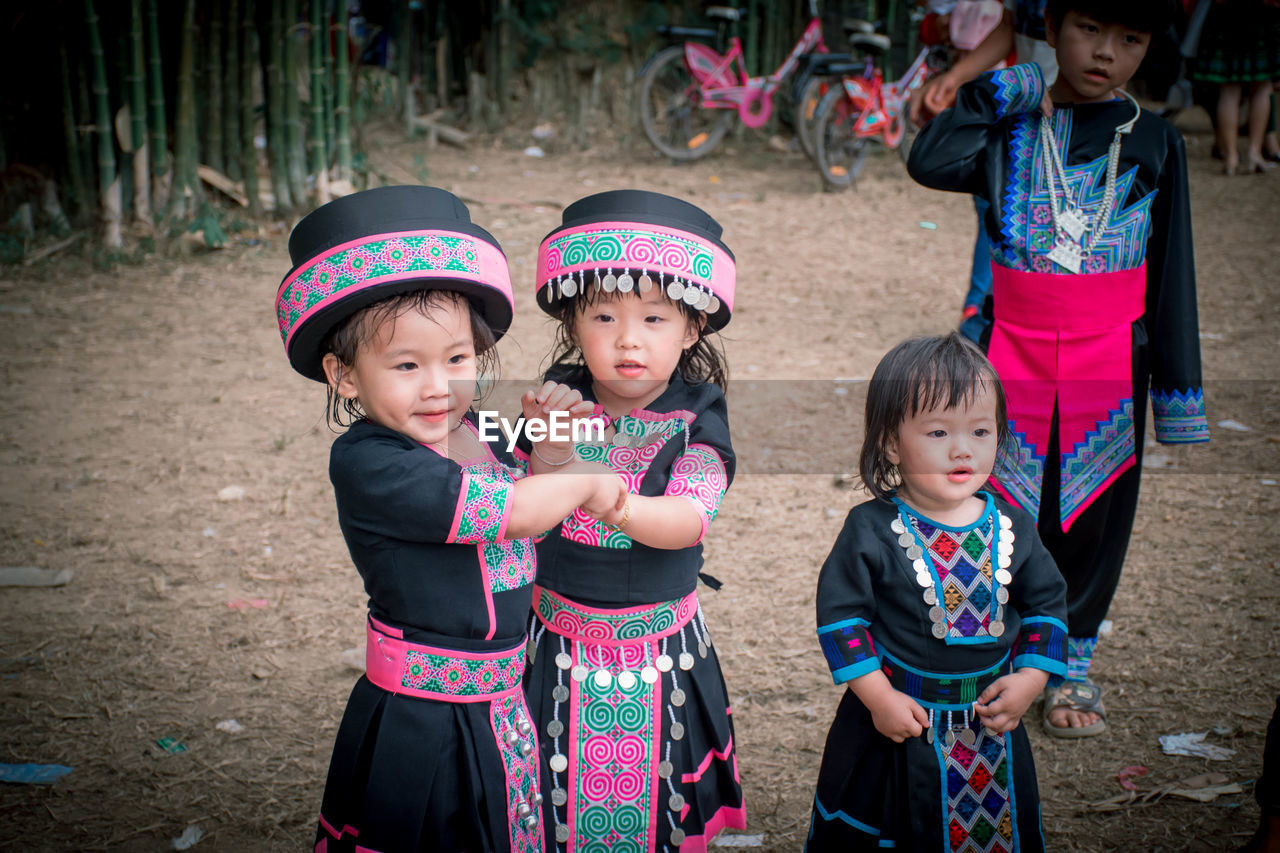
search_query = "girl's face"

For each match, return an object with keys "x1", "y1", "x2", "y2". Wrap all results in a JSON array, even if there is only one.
[
  {"x1": 571, "y1": 289, "x2": 699, "y2": 415},
  {"x1": 886, "y1": 380, "x2": 999, "y2": 519},
  {"x1": 1046, "y1": 11, "x2": 1150, "y2": 104},
  {"x1": 324, "y1": 297, "x2": 477, "y2": 447}
]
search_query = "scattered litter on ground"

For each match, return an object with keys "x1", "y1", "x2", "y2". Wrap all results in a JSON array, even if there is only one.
[
  {"x1": 0, "y1": 763, "x2": 74, "y2": 784},
  {"x1": 340, "y1": 647, "x2": 365, "y2": 672},
  {"x1": 1116, "y1": 765, "x2": 1148, "y2": 791},
  {"x1": 1098, "y1": 619, "x2": 1113, "y2": 636},
  {"x1": 1159, "y1": 730, "x2": 1235, "y2": 760},
  {"x1": 1088, "y1": 771, "x2": 1242, "y2": 811},
  {"x1": 216, "y1": 485, "x2": 245, "y2": 501},
  {"x1": 918, "y1": 221, "x2": 938, "y2": 230},
  {"x1": 523, "y1": 146, "x2": 544, "y2": 158},
  {"x1": 215, "y1": 719, "x2": 244, "y2": 734},
  {"x1": 1216, "y1": 419, "x2": 1251, "y2": 432},
  {"x1": 156, "y1": 737, "x2": 187, "y2": 754},
  {"x1": 202, "y1": 527, "x2": 217, "y2": 538},
  {"x1": 0, "y1": 567, "x2": 74, "y2": 587},
  {"x1": 226, "y1": 598, "x2": 270, "y2": 610},
  {"x1": 171, "y1": 823, "x2": 204, "y2": 850},
  {"x1": 712, "y1": 834, "x2": 765, "y2": 847},
  {"x1": 1261, "y1": 479, "x2": 1276, "y2": 486}
]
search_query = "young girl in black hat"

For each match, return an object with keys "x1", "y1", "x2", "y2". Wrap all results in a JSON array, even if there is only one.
[
  {"x1": 520, "y1": 190, "x2": 746, "y2": 850},
  {"x1": 275, "y1": 185, "x2": 628, "y2": 853},
  {"x1": 806, "y1": 333, "x2": 1067, "y2": 851}
]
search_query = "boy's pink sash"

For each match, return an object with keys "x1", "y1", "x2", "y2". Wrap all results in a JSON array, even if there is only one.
[{"x1": 987, "y1": 263, "x2": 1145, "y2": 531}]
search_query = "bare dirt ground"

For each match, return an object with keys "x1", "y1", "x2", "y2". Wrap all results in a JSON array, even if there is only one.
[{"x1": 1, "y1": 109, "x2": 1277, "y2": 852}]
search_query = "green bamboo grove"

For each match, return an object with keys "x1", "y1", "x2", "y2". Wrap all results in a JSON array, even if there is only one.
[{"x1": 0, "y1": 0, "x2": 885, "y2": 255}]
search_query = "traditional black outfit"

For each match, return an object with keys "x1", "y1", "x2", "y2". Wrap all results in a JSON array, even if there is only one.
[
  {"x1": 807, "y1": 494, "x2": 1068, "y2": 851},
  {"x1": 275, "y1": 186, "x2": 548, "y2": 852},
  {"x1": 907, "y1": 65, "x2": 1208, "y2": 687},
  {"x1": 524, "y1": 191, "x2": 746, "y2": 852}
]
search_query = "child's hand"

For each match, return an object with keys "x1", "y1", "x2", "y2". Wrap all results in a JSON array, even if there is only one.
[
  {"x1": 521, "y1": 381, "x2": 594, "y2": 463},
  {"x1": 579, "y1": 471, "x2": 629, "y2": 520},
  {"x1": 1039, "y1": 85, "x2": 1053, "y2": 119},
  {"x1": 864, "y1": 687, "x2": 931, "y2": 743},
  {"x1": 973, "y1": 668, "x2": 1049, "y2": 733}
]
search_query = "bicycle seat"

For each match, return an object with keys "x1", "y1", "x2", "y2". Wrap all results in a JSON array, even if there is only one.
[
  {"x1": 843, "y1": 18, "x2": 876, "y2": 34},
  {"x1": 705, "y1": 6, "x2": 741, "y2": 22},
  {"x1": 821, "y1": 61, "x2": 866, "y2": 75},
  {"x1": 804, "y1": 52, "x2": 853, "y2": 73},
  {"x1": 848, "y1": 32, "x2": 892, "y2": 53},
  {"x1": 658, "y1": 24, "x2": 719, "y2": 40}
]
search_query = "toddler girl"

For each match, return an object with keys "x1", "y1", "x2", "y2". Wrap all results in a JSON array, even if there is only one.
[
  {"x1": 275, "y1": 186, "x2": 626, "y2": 853},
  {"x1": 807, "y1": 333, "x2": 1067, "y2": 851},
  {"x1": 522, "y1": 190, "x2": 746, "y2": 851}
]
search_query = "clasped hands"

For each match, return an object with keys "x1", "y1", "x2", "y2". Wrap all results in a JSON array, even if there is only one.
[{"x1": 858, "y1": 668, "x2": 1048, "y2": 743}]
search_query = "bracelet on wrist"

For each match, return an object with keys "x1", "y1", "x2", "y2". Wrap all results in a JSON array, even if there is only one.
[
  {"x1": 607, "y1": 499, "x2": 632, "y2": 531},
  {"x1": 532, "y1": 442, "x2": 576, "y2": 467}
]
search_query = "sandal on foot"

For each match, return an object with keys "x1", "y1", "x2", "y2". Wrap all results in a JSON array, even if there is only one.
[{"x1": 1042, "y1": 680, "x2": 1107, "y2": 738}]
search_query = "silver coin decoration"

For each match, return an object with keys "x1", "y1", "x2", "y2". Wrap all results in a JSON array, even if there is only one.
[
  {"x1": 670, "y1": 688, "x2": 686, "y2": 706},
  {"x1": 906, "y1": 544, "x2": 923, "y2": 560},
  {"x1": 995, "y1": 587, "x2": 1009, "y2": 604},
  {"x1": 913, "y1": 558, "x2": 928, "y2": 573},
  {"x1": 999, "y1": 513, "x2": 1013, "y2": 530},
  {"x1": 641, "y1": 665, "x2": 659, "y2": 684},
  {"x1": 571, "y1": 664, "x2": 588, "y2": 682},
  {"x1": 697, "y1": 642, "x2": 708, "y2": 659},
  {"x1": 683, "y1": 286, "x2": 699, "y2": 306},
  {"x1": 998, "y1": 541, "x2": 1013, "y2": 557},
  {"x1": 523, "y1": 815, "x2": 538, "y2": 831},
  {"x1": 527, "y1": 638, "x2": 537, "y2": 662},
  {"x1": 617, "y1": 272, "x2": 634, "y2": 292},
  {"x1": 547, "y1": 719, "x2": 564, "y2": 738},
  {"x1": 988, "y1": 620, "x2": 1005, "y2": 637},
  {"x1": 671, "y1": 828, "x2": 686, "y2": 846},
  {"x1": 898, "y1": 532, "x2": 915, "y2": 548},
  {"x1": 678, "y1": 653, "x2": 695, "y2": 671},
  {"x1": 927, "y1": 725, "x2": 935, "y2": 744},
  {"x1": 638, "y1": 274, "x2": 653, "y2": 293},
  {"x1": 670, "y1": 721, "x2": 685, "y2": 740},
  {"x1": 695, "y1": 290, "x2": 710, "y2": 311},
  {"x1": 656, "y1": 654, "x2": 674, "y2": 672},
  {"x1": 667, "y1": 280, "x2": 685, "y2": 300},
  {"x1": 994, "y1": 568, "x2": 1012, "y2": 585},
  {"x1": 891, "y1": 518, "x2": 906, "y2": 535},
  {"x1": 552, "y1": 685, "x2": 569, "y2": 702},
  {"x1": 916, "y1": 572, "x2": 932, "y2": 588},
  {"x1": 504, "y1": 730, "x2": 519, "y2": 746},
  {"x1": 594, "y1": 669, "x2": 612, "y2": 689},
  {"x1": 923, "y1": 587, "x2": 937, "y2": 605},
  {"x1": 960, "y1": 728, "x2": 977, "y2": 747},
  {"x1": 518, "y1": 719, "x2": 532, "y2": 736},
  {"x1": 618, "y1": 670, "x2": 637, "y2": 690},
  {"x1": 931, "y1": 622, "x2": 947, "y2": 639},
  {"x1": 549, "y1": 753, "x2": 568, "y2": 773},
  {"x1": 984, "y1": 726, "x2": 1000, "y2": 738},
  {"x1": 669, "y1": 793, "x2": 686, "y2": 811},
  {"x1": 945, "y1": 730, "x2": 956, "y2": 748},
  {"x1": 562, "y1": 277, "x2": 577, "y2": 297},
  {"x1": 998, "y1": 554, "x2": 1012, "y2": 570},
  {"x1": 555, "y1": 653, "x2": 572, "y2": 670},
  {"x1": 519, "y1": 741, "x2": 534, "y2": 757},
  {"x1": 707, "y1": 295, "x2": 721, "y2": 314},
  {"x1": 602, "y1": 272, "x2": 617, "y2": 292},
  {"x1": 556, "y1": 824, "x2": 570, "y2": 843},
  {"x1": 658, "y1": 760, "x2": 674, "y2": 778},
  {"x1": 928, "y1": 606, "x2": 945, "y2": 623}
]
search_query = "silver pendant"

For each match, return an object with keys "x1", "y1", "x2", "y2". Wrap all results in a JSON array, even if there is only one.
[
  {"x1": 670, "y1": 721, "x2": 685, "y2": 740},
  {"x1": 549, "y1": 753, "x2": 568, "y2": 773},
  {"x1": 988, "y1": 619, "x2": 1006, "y2": 637},
  {"x1": 555, "y1": 653, "x2": 571, "y2": 670},
  {"x1": 617, "y1": 670, "x2": 637, "y2": 690},
  {"x1": 669, "y1": 792, "x2": 686, "y2": 811},
  {"x1": 552, "y1": 685, "x2": 569, "y2": 702},
  {"x1": 547, "y1": 719, "x2": 564, "y2": 738},
  {"x1": 995, "y1": 587, "x2": 1009, "y2": 605},
  {"x1": 593, "y1": 669, "x2": 612, "y2": 689},
  {"x1": 655, "y1": 654, "x2": 674, "y2": 672},
  {"x1": 707, "y1": 295, "x2": 721, "y2": 314},
  {"x1": 556, "y1": 824, "x2": 570, "y2": 843},
  {"x1": 678, "y1": 653, "x2": 695, "y2": 671},
  {"x1": 923, "y1": 586, "x2": 937, "y2": 605},
  {"x1": 916, "y1": 572, "x2": 933, "y2": 588},
  {"x1": 570, "y1": 664, "x2": 588, "y2": 682},
  {"x1": 667, "y1": 279, "x2": 685, "y2": 300},
  {"x1": 670, "y1": 828, "x2": 686, "y2": 846},
  {"x1": 683, "y1": 286, "x2": 700, "y2": 306},
  {"x1": 561, "y1": 277, "x2": 578, "y2": 297},
  {"x1": 999, "y1": 513, "x2": 1013, "y2": 530},
  {"x1": 670, "y1": 688, "x2": 686, "y2": 706},
  {"x1": 551, "y1": 787, "x2": 567, "y2": 806},
  {"x1": 984, "y1": 726, "x2": 1000, "y2": 738},
  {"x1": 890, "y1": 517, "x2": 906, "y2": 535},
  {"x1": 928, "y1": 605, "x2": 945, "y2": 622},
  {"x1": 697, "y1": 642, "x2": 708, "y2": 659},
  {"x1": 695, "y1": 290, "x2": 711, "y2": 311},
  {"x1": 994, "y1": 568, "x2": 1012, "y2": 585},
  {"x1": 602, "y1": 272, "x2": 617, "y2": 292},
  {"x1": 1047, "y1": 239, "x2": 1082, "y2": 274},
  {"x1": 931, "y1": 622, "x2": 947, "y2": 639},
  {"x1": 638, "y1": 273, "x2": 653, "y2": 293},
  {"x1": 658, "y1": 760, "x2": 674, "y2": 778},
  {"x1": 897, "y1": 532, "x2": 915, "y2": 548},
  {"x1": 640, "y1": 665, "x2": 659, "y2": 684},
  {"x1": 1058, "y1": 207, "x2": 1088, "y2": 241},
  {"x1": 912, "y1": 558, "x2": 928, "y2": 573},
  {"x1": 906, "y1": 544, "x2": 923, "y2": 560},
  {"x1": 617, "y1": 272, "x2": 634, "y2": 293},
  {"x1": 927, "y1": 725, "x2": 935, "y2": 744},
  {"x1": 523, "y1": 814, "x2": 538, "y2": 831},
  {"x1": 998, "y1": 540, "x2": 1013, "y2": 557},
  {"x1": 959, "y1": 727, "x2": 977, "y2": 747},
  {"x1": 945, "y1": 730, "x2": 956, "y2": 748},
  {"x1": 997, "y1": 554, "x2": 1012, "y2": 570}
]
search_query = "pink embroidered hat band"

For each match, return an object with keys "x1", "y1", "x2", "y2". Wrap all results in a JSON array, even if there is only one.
[
  {"x1": 535, "y1": 189, "x2": 737, "y2": 331},
  {"x1": 275, "y1": 185, "x2": 514, "y2": 382}
]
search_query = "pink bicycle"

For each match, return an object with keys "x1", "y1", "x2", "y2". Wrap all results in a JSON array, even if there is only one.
[
  {"x1": 637, "y1": 2, "x2": 829, "y2": 160},
  {"x1": 812, "y1": 40, "x2": 950, "y2": 189}
]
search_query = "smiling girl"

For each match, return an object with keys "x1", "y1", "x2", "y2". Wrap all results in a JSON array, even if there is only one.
[{"x1": 521, "y1": 190, "x2": 745, "y2": 851}]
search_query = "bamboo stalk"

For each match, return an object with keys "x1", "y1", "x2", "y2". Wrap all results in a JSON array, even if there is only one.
[
  {"x1": 283, "y1": 0, "x2": 307, "y2": 205},
  {"x1": 333, "y1": 0, "x2": 351, "y2": 182},
  {"x1": 58, "y1": 40, "x2": 88, "y2": 220},
  {"x1": 308, "y1": 0, "x2": 328, "y2": 203},
  {"x1": 268, "y1": 0, "x2": 294, "y2": 211},
  {"x1": 171, "y1": 0, "x2": 199, "y2": 220},
  {"x1": 323, "y1": 0, "x2": 335, "y2": 165},
  {"x1": 396, "y1": 0, "x2": 411, "y2": 121},
  {"x1": 85, "y1": 0, "x2": 122, "y2": 247},
  {"x1": 147, "y1": 0, "x2": 170, "y2": 212},
  {"x1": 241, "y1": 0, "x2": 263, "y2": 216},
  {"x1": 224, "y1": 0, "x2": 242, "y2": 181},
  {"x1": 129, "y1": 0, "x2": 152, "y2": 225},
  {"x1": 208, "y1": 2, "x2": 224, "y2": 173}
]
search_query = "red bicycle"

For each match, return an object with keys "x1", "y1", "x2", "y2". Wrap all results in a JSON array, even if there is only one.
[
  {"x1": 812, "y1": 40, "x2": 950, "y2": 189},
  {"x1": 638, "y1": 2, "x2": 830, "y2": 160}
]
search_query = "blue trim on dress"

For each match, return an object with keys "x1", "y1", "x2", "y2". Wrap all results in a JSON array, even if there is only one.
[
  {"x1": 817, "y1": 616, "x2": 871, "y2": 635},
  {"x1": 1021, "y1": 615, "x2": 1068, "y2": 635},
  {"x1": 812, "y1": 795, "x2": 885, "y2": 837},
  {"x1": 1012, "y1": 652, "x2": 1068, "y2": 677},
  {"x1": 879, "y1": 647, "x2": 1011, "y2": 681},
  {"x1": 831, "y1": 657, "x2": 882, "y2": 685}
]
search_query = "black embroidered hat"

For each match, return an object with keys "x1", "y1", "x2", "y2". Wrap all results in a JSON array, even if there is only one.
[
  {"x1": 535, "y1": 189, "x2": 737, "y2": 331},
  {"x1": 275, "y1": 185, "x2": 514, "y2": 382}
]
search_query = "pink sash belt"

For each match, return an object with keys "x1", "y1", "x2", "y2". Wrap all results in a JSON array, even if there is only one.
[
  {"x1": 364, "y1": 616, "x2": 525, "y2": 702},
  {"x1": 987, "y1": 263, "x2": 1146, "y2": 530}
]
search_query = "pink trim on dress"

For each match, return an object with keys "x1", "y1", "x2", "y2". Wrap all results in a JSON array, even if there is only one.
[
  {"x1": 363, "y1": 619, "x2": 524, "y2": 703},
  {"x1": 679, "y1": 735, "x2": 740, "y2": 785},
  {"x1": 673, "y1": 804, "x2": 749, "y2": 853},
  {"x1": 664, "y1": 443, "x2": 728, "y2": 545}
]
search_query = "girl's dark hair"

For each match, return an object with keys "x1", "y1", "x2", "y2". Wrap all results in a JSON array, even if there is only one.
[
  {"x1": 320, "y1": 289, "x2": 499, "y2": 428},
  {"x1": 1045, "y1": 0, "x2": 1175, "y2": 35},
  {"x1": 859, "y1": 332, "x2": 1008, "y2": 502},
  {"x1": 542, "y1": 272, "x2": 728, "y2": 391}
]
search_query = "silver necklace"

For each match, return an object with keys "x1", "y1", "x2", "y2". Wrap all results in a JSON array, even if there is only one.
[{"x1": 1039, "y1": 89, "x2": 1140, "y2": 274}]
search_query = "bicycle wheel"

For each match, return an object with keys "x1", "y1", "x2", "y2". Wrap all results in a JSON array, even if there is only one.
[
  {"x1": 813, "y1": 84, "x2": 869, "y2": 191},
  {"x1": 795, "y1": 75, "x2": 826, "y2": 161},
  {"x1": 638, "y1": 45, "x2": 733, "y2": 161}
]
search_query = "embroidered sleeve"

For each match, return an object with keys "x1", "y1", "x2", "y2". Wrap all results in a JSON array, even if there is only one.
[
  {"x1": 663, "y1": 443, "x2": 728, "y2": 544},
  {"x1": 1151, "y1": 388, "x2": 1209, "y2": 444},
  {"x1": 985, "y1": 62, "x2": 1045, "y2": 119},
  {"x1": 447, "y1": 467, "x2": 514, "y2": 544},
  {"x1": 815, "y1": 513, "x2": 881, "y2": 684},
  {"x1": 1011, "y1": 616, "x2": 1068, "y2": 676}
]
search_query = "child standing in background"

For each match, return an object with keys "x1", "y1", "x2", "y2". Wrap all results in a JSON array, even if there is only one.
[
  {"x1": 908, "y1": 0, "x2": 1209, "y2": 737},
  {"x1": 275, "y1": 186, "x2": 627, "y2": 852},
  {"x1": 523, "y1": 190, "x2": 746, "y2": 851},
  {"x1": 808, "y1": 333, "x2": 1068, "y2": 851}
]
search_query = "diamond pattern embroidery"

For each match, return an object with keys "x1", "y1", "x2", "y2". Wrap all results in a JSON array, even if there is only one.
[
  {"x1": 907, "y1": 512, "x2": 999, "y2": 640},
  {"x1": 943, "y1": 727, "x2": 1013, "y2": 853}
]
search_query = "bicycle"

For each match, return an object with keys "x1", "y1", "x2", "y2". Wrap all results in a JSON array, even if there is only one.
[
  {"x1": 637, "y1": 1, "x2": 831, "y2": 161},
  {"x1": 811, "y1": 40, "x2": 950, "y2": 190}
]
